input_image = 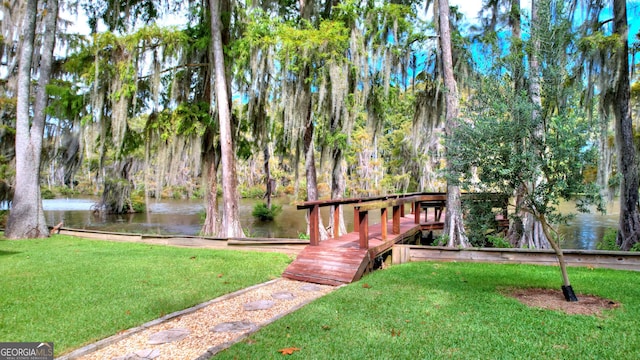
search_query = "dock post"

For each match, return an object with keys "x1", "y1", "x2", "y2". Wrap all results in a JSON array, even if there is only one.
[
  {"x1": 381, "y1": 207, "x2": 388, "y2": 240},
  {"x1": 332, "y1": 205, "x2": 340, "y2": 238},
  {"x1": 358, "y1": 210, "x2": 369, "y2": 249},
  {"x1": 310, "y1": 205, "x2": 320, "y2": 246},
  {"x1": 392, "y1": 205, "x2": 401, "y2": 234}
]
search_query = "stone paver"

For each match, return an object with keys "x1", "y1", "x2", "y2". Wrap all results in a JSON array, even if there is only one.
[
  {"x1": 243, "y1": 299, "x2": 276, "y2": 311},
  {"x1": 211, "y1": 320, "x2": 257, "y2": 333},
  {"x1": 272, "y1": 291, "x2": 296, "y2": 300},
  {"x1": 301, "y1": 284, "x2": 322, "y2": 292},
  {"x1": 113, "y1": 348, "x2": 160, "y2": 360},
  {"x1": 147, "y1": 328, "x2": 191, "y2": 345}
]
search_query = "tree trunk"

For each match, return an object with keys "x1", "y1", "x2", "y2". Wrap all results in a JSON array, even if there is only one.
[
  {"x1": 210, "y1": 0, "x2": 244, "y2": 238},
  {"x1": 438, "y1": 0, "x2": 468, "y2": 247},
  {"x1": 263, "y1": 145, "x2": 273, "y2": 209},
  {"x1": 303, "y1": 94, "x2": 329, "y2": 240},
  {"x1": 539, "y1": 214, "x2": 578, "y2": 301},
  {"x1": 509, "y1": 0, "x2": 550, "y2": 249},
  {"x1": 331, "y1": 149, "x2": 348, "y2": 236},
  {"x1": 201, "y1": 150, "x2": 220, "y2": 236},
  {"x1": 6, "y1": 0, "x2": 57, "y2": 239},
  {"x1": 597, "y1": 97, "x2": 615, "y2": 202},
  {"x1": 298, "y1": 0, "x2": 329, "y2": 240},
  {"x1": 613, "y1": 0, "x2": 640, "y2": 250}
]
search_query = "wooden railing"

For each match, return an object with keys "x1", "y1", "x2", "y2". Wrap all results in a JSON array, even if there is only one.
[
  {"x1": 297, "y1": 192, "x2": 445, "y2": 247},
  {"x1": 353, "y1": 195, "x2": 438, "y2": 249},
  {"x1": 297, "y1": 192, "x2": 510, "y2": 249}
]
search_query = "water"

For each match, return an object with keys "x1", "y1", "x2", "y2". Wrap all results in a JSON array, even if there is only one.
[
  {"x1": 39, "y1": 197, "x2": 620, "y2": 249},
  {"x1": 557, "y1": 200, "x2": 619, "y2": 250},
  {"x1": 42, "y1": 197, "x2": 310, "y2": 239}
]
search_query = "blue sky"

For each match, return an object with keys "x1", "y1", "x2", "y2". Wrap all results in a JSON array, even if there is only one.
[{"x1": 451, "y1": 0, "x2": 640, "y2": 46}]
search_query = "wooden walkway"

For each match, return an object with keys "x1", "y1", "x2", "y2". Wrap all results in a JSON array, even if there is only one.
[
  {"x1": 282, "y1": 192, "x2": 508, "y2": 286},
  {"x1": 282, "y1": 213, "x2": 424, "y2": 286}
]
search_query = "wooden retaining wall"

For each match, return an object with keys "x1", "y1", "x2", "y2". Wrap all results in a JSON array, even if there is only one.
[{"x1": 392, "y1": 245, "x2": 640, "y2": 271}]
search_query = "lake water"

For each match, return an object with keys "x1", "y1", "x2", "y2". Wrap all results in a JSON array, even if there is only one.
[{"x1": 35, "y1": 197, "x2": 620, "y2": 250}]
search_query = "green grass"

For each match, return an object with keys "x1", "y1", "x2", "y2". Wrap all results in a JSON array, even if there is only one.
[
  {"x1": 215, "y1": 262, "x2": 640, "y2": 359},
  {"x1": 0, "y1": 235, "x2": 291, "y2": 355}
]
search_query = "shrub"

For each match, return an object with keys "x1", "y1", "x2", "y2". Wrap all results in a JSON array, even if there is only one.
[
  {"x1": 130, "y1": 192, "x2": 146, "y2": 213},
  {"x1": 240, "y1": 185, "x2": 265, "y2": 199},
  {"x1": 57, "y1": 186, "x2": 79, "y2": 197},
  {"x1": 191, "y1": 187, "x2": 204, "y2": 199},
  {"x1": 597, "y1": 228, "x2": 620, "y2": 251},
  {"x1": 463, "y1": 197, "x2": 500, "y2": 247},
  {"x1": 172, "y1": 186, "x2": 188, "y2": 199},
  {"x1": 486, "y1": 235, "x2": 512, "y2": 248},
  {"x1": 0, "y1": 210, "x2": 8, "y2": 228},
  {"x1": 41, "y1": 188, "x2": 56, "y2": 199},
  {"x1": 251, "y1": 202, "x2": 282, "y2": 221}
]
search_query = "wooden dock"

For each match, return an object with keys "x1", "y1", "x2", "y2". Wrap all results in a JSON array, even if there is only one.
[
  {"x1": 282, "y1": 214, "x2": 423, "y2": 285},
  {"x1": 282, "y1": 192, "x2": 508, "y2": 286}
]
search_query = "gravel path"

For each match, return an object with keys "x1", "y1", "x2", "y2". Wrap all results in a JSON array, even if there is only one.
[{"x1": 57, "y1": 278, "x2": 335, "y2": 360}]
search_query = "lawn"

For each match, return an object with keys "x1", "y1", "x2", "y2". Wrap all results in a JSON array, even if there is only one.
[
  {"x1": 0, "y1": 235, "x2": 292, "y2": 356},
  {"x1": 214, "y1": 261, "x2": 640, "y2": 359}
]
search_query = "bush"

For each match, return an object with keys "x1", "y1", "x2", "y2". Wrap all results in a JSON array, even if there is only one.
[
  {"x1": 191, "y1": 187, "x2": 204, "y2": 199},
  {"x1": 597, "y1": 228, "x2": 620, "y2": 251},
  {"x1": 251, "y1": 202, "x2": 282, "y2": 221},
  {"x1": 486, "y1": 235, "x2": 512, "y2": 248},
  {"x1": 463, "y1": 197, "x2": 500, "y2": 247},
  {"x1": 240, "y1": 185, "x2": 265, "y2": 199},
  {"x1": 597, "y1": 229, "x2": 640, "y2": 251},
  {"x1": 41, "y1": 188, "x2": 55, "y2": 199},
  {"x1": 130, "y1": 192, "x2": 146, "y2": 213},
  {"x1": 0, "y1": 210, "x2": 8, "y2": 228},
  {"x1": 57, "y1": 186, "x2": 79, "y2": 197}
]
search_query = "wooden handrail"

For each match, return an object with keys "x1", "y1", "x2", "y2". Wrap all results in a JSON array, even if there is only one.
[
  {"x1": 353, "y1": 195, "x2": 438, "y2": 249},
  {"x1": 296, "y1": 192, "x2": 438, "y2": 210},
  {"x1": 300, "y1": 192, "x2": 508, "y2": 248},
  {"x1": 300, "y1": 192, "x2": 442, "y2": 246}
]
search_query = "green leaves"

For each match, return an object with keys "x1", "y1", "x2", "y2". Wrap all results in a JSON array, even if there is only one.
[
  {"x1": 450, "y1": 75, "x2": 601, "y2": 223},
  {"x1": 147, "y1": 102, "x2": 208, "y2": 142}
]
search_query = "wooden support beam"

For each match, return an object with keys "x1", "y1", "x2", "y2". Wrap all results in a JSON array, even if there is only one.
[
  {"x1": 333, "y1": 205, "x2": 340, "y2": 238},
  {"x1": 310, "y1": 205, "x2": 320, "y2": 246},
  {"x1": 414, "y1": 201, "x2": 421, "y2": 224},
  {"x1": 358, "y1": 210, "x2": 369, "y2": 249},
  {"x1": 392, "y1": 205, "x2": 401, "y2": 234},
  {"x1": 381, "y1": 207, "x2": 388, "y2": 240}
]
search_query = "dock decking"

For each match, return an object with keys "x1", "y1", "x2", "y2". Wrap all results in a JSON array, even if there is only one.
[{"x1": 282, "y1": 213, "x2": 424, "y2": 285}]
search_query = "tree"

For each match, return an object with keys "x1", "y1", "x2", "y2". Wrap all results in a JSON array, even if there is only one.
[
  {"x1": 438, "y1": 0, "x2": 468, "y2": 247},
  {"x1": 5, "y1": 0, "x2": 58, "y2": 239},
  {"x1": 613, "y1": 0, "x2": 640, "y2": 251},
  {"x1": 509, "y1": 0, "x2": 550, "y2": 249},
  {"x1": 210, "y1": 0, "x2": 244, "y2": 237}
]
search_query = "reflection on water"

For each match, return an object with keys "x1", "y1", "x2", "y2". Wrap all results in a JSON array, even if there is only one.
[
  {"x1": 40, "y1": 197, "x2": 621, "y2": 249},
  {"x1": 557, "y1": 200, "x2": 619, "y2": 250}
]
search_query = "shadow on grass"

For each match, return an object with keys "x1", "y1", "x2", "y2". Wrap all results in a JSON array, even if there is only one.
[{"x1": 0, "y1": 250, "x2": 21, "y2": 256}]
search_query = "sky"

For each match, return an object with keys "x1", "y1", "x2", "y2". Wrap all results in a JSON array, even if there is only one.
[
  {"x1": 449, "y1": 0, "x2": 639, "y2": 45},
  {"x1": 61, "y1": 0, "x2": 638, "y2": 42}
]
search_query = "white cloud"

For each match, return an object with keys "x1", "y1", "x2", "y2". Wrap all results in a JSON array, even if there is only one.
[{"x1": 449, "y1": 0, "x2": 483, "y2": 22}]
